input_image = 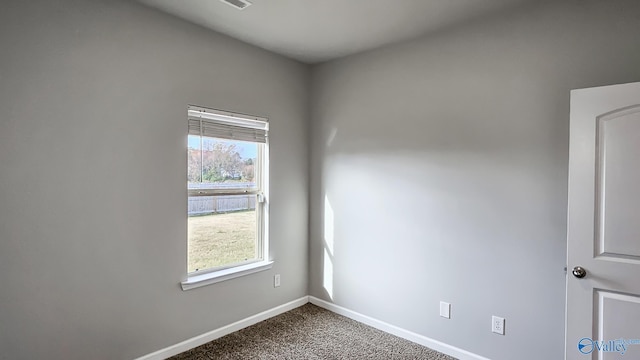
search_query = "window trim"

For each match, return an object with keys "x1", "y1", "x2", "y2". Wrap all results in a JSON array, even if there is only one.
[
  {"x1": 181, "y1": 260, "x2": 274, "y2": 291},
  {"x1": 184, "y1": 105, "x2": 270, "y2": 289}
]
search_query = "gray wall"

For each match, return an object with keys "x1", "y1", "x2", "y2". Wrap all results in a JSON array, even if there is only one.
[
  {"x1": 308, "y1": 0, "x2": 640, "y2": 359},
  {"x1": 0, "y1": 1, "x2": 308, "y2": 359}
]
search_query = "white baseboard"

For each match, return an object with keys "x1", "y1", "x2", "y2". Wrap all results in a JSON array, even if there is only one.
[
  {"x1": 309, "y1": 296, "x2": 491, "y2": 360},
  {"x1": 136, "y1": 295, "x2": 489, "y2": 360},
  {"x1": 135, "y1": 296, "x2": 309, "y2": 360}
]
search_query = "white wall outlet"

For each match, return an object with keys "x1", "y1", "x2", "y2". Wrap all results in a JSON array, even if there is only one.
[
  {"x1": 492, "y1": 316, "x2": 505, "y2": 335},
  {"x1": 439, "y1": 301, "x2": 451, "y2": 319},
  {"x1": 274, "y1": 274, "x2": 281, "y2": 288}
]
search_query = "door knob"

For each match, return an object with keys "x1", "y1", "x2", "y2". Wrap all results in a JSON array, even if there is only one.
[{"x1": 572, "y1": 266, "x2": 587, "y2": 278}]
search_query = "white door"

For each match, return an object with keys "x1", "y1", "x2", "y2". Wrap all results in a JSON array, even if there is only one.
[{"x1": 566, "y1": 82, "x2": 640, "y2": 360}]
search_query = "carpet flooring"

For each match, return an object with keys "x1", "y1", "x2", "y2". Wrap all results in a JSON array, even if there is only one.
[{"x1": 169, "y1": 303, "x2": 457, "y2": 359}]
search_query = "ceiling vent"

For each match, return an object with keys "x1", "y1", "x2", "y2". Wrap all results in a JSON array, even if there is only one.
[{"x1": 220, "y1": 0, "x2": 252, "y2": 10}]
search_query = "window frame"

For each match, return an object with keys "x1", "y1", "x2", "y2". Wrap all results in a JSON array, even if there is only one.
[{"x1": 182, "y1": 106, "x2": 271, "y2": 290}]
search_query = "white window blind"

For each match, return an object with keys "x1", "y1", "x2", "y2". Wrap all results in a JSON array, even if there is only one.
[{"x1": 188, "y1": 106, "x2": 268, "y2": 143}]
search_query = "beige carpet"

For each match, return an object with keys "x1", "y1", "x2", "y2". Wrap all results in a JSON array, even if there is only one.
[{"x1": 169, "y1": 303, "x2": 457, "y2": 359}]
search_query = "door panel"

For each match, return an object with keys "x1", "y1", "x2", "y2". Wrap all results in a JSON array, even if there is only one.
[
  {"x1": 596, "y1": 107, "x2": 640, "y2": 259},
  {"x1": 595, "y1": 291, "x2": 640, "y2": 360},
  {"x1": 566, "y1": 82, "x2": 640, "y2": 360}
]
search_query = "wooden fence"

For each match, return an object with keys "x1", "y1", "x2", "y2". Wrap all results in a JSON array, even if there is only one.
[{"x1": 188, "y1": 195, "x2": 256, "y2": 215}]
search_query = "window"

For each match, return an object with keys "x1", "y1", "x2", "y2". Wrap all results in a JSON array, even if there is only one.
[{"x1": 184, "y1": 106, "x2": 269, "y2": 287}]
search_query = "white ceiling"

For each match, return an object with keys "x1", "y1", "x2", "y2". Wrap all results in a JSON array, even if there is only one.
[{"x1": 138, "y1": 0, "x2": 534, "y2": 64}]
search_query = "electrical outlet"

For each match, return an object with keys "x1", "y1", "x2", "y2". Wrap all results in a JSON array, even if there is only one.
[
  {"x1": 492, "y1": 316, "x2": 505, "y2": 335},
  {"x1": 274, "y1": 274, "x2": 281, "y2": 288},
  {"x1": 440, "y1": 301, "x2": 451, "y2": 319}
]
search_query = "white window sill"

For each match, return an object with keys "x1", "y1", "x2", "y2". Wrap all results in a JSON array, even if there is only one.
[{"x1": 181, "y1": 260, "x2": 274, "y2": 291}]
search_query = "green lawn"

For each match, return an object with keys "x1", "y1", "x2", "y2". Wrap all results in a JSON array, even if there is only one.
[{"x1": 188, "y1": 211, "x2": 256, "y2": 273}]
